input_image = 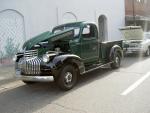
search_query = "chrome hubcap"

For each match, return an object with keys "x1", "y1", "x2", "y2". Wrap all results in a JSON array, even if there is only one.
[
  {"x1": 115, "y1": 56, "x2": 119, "y2": 64},
  {"x1": 65, "y1": 72, "x2": 73, "y2": 84}
]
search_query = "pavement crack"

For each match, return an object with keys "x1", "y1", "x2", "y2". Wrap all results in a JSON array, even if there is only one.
[{"x1": 52, "y1": 102, "x2": 87, "y2": 113}]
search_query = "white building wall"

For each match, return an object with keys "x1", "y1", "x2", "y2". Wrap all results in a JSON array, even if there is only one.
[{"x1": 0, "y1": 0, "x2": 125, "y2": 41}]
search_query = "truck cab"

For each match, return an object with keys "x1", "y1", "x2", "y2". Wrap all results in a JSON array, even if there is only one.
[
  {"x1": 14, "y1": 22, "x2": 123, "y2": 90},
  {"x1": 51, "y1": 22, "x2": 99, "y2": 64}
]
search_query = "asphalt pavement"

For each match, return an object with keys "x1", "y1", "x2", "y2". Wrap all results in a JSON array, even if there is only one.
[{"x1": 0, "y1": 55, "x2": 150, "y2": 113}]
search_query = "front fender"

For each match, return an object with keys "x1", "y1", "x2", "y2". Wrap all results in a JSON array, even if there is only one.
[{"x1": 46, "y1": 54, "x2": 85, "y2": 75}]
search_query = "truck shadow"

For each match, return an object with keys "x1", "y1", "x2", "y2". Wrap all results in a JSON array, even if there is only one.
[{"x1": 0, "y1": 68, "x2": 113, "y2": 113}]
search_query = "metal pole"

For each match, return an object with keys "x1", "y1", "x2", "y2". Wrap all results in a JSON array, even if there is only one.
[{"x1": 132, "y1": 0, "x2": 136, "y2": 25}]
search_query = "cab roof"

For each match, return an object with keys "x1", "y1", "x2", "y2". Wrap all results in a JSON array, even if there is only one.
[{"x1": 53, "y1": 21, "x2": 96, "y2": 30}]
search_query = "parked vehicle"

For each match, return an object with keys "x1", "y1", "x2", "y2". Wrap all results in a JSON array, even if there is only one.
[
  {"x1": 120, "y1": 26, "x2": 150, "y2": 56},
  {"x1": 14, "y1": 22, "x2": 123, "y2": 90}
]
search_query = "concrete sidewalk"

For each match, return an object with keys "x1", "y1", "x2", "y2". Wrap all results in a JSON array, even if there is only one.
[{"x1": 0, "y1": 65, "x2": 16, "y2": 85}]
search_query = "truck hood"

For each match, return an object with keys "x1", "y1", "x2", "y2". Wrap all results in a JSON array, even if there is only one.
[
  {"x1": 23, "y1": 29, "x2": 74, "y2": 50},
  {"x1": 120, "y1": 26, "x2": 144, "y2": 40}
]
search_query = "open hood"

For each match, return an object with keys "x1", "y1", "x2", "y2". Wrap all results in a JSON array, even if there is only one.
[
  {"x1": 23, "y1": 29, "x2": 74, "y2": 50},
  {"x1": 23, "y1": 31, "x2": 52, "y2": 50},
  {"x1": 120, "y1": 26, "x2": 144, "y2": 40},
  {"x1": 50, "y1": 29, "x2": 74, "y2": 42}
]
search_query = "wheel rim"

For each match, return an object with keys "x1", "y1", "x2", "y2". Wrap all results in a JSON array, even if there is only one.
[
  {"x1": 64, "y1": 72, "x2": 73, "y2": 84},
  {"x1": 115, "y1": 56, "x2": 120, "y2": 66}
]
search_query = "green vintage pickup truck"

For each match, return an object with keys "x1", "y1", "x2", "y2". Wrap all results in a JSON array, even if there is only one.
[{"x1": 14, "y1": 22, "x2": 123, "y2": 90}]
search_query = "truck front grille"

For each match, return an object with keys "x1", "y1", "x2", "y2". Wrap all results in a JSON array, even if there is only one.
[
  {"x1": 24, "y1": 57, "x2": 42, "y2": 75},
  {"x1": 24, "y1": 50, "x2": 38, "y2": 58},
  {"x1": 16, "y1": 57, "x2": 42, "y2": 75}
]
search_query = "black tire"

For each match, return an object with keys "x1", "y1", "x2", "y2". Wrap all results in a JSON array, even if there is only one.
[
  {"x1": 57, "y1": 65, "x2": 77, "y2": 90},
  {"x1": 145, "y1": 47, "x2": 150, "y2": 56},
  {"x1": 111, "y1": 52, "x2": 121, "y2": 69},
  {"x1": 22, "y1": 80, "x2": 35, "y2": 85}
]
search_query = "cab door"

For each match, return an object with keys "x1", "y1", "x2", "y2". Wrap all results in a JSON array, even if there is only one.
[{"x1": 81, "y1": 24, "x2": 99, "y2": 64}]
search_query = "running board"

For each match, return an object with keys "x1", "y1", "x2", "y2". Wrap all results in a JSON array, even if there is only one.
[{"x1": 81, "y1": 62, "x2": 113, "y2": 75}]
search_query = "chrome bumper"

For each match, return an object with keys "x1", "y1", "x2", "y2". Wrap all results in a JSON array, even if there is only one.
[
  {"x1": 15, "y1": 74, "x2": 54, "y2": 82},
  {"x1": 124, "y1": 48, "x2": 145, "y2": 53}
]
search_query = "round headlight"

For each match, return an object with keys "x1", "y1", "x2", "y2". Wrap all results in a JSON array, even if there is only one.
[
  {"x1": 43, "y1": 54, "x2": 50, "y2": 63},
  {"x1": 12, "y1": 55, "x2": 17, "y2": 61}
]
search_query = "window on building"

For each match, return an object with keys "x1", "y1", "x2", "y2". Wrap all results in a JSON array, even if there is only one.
[
  {"x1": 137, "y1": 0, "x2": 147, "y2": 4},
  {"x1": 137, "y1": 0, "x2": 141, "y2": 2},
  {"x1": 144, "y1": 0, "x2": 147, "y2": 4}
]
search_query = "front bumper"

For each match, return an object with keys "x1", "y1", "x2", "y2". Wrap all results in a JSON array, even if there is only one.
[
  {"x1": 124, "y1": 47, "x2": 146, "y2": 53},
  {"x1": 15, "y1": 73, "x2": 54, "y2": 82}
]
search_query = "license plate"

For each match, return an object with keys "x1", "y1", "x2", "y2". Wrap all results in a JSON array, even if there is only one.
[
  {"x1": 16, "y1": 69, "x2": 21, "y2": 76},
  {"x1": 127, "y1": 49, "x2": 133, "y2": 53}
]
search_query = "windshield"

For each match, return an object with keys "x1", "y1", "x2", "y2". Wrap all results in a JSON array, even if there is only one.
[{"x1": 52, "y1": 26, "x2": 81, "y2": 37}]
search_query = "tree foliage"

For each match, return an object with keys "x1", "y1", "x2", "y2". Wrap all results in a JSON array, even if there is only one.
[{"x1": 5, "y1": 37, "x2": 20, "y2": 58}]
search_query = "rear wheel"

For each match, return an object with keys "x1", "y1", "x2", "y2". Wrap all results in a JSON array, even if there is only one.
[
  {"x1": 111, "y1": 52, "x2": 121, "y2": 69},
  {"x1": 57, "y1": 65, "x2": 77, "y2": 90}
]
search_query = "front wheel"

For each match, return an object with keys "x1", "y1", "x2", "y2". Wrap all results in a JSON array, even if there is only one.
[
  {"x1": 57, "y1": 65, "x2": 77, "y2": 90},
  {"x1": 110, "y1": 52, "x2": 121, "y2": 69}
]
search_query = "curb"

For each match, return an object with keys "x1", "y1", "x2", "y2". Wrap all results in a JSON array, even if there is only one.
[{"x1": 0, "y1": 77, "x2": 17, "y2": 86}]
